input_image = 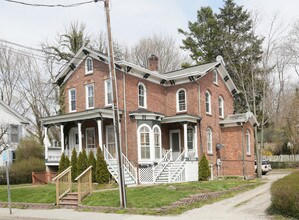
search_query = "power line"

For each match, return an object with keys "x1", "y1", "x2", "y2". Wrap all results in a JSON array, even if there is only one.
[
  {"x1": 0, "y1": 39, "x2": 44, "y2": 53},
  {"x1": 4, "y1": 0, "x2": 97, "y2": 7}
]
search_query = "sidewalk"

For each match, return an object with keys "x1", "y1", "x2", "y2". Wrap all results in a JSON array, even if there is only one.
[{"x1": 0, "y1": 208, "x2": 180, "y2": 220}]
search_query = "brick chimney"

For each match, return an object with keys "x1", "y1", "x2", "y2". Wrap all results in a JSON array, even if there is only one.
[{"x1": 148, "y1": 55, "x2": 159, "y2": 71}]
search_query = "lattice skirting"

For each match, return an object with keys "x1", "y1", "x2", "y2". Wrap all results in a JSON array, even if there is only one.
[{"x1": 139, "y1": 166, "x2": 153, "y2": 183}]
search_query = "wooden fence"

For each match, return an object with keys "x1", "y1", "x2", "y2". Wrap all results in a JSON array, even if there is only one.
[{"x1": 32, "y1": 171, "x2": 57, "y2": 184}]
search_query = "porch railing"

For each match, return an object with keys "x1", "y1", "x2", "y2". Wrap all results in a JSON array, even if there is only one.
[
  {"x1": 168, "y1": 149, "x2": 186, "y2": 183},
  {"x1": 52, "y1": 166, "x2": 72, "y2": 206},
  {"x1": 75, "y1": 166, "x2": 93, "y2": 202},
  {"x1": 153, "y1": 149, "x2": 172, "y2": 182},
  {"x1": 103, "y1": 145, "x2": 119, "y2": 181},
  {"x1": 47, "y1": 148, "x2": 62, "y2": 162},
  {"x1": 122, "y1": 153, "x2": 137, "y2": 183}
]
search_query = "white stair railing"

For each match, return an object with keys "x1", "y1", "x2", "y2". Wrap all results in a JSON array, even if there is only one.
[
  {"x1": 168, "y1": 149, "x2": 186, "y2": 183},
  {"x1": 153, "y1": 149, "x2": 172, "y2": 182},
  {"x1": 122, "y1": 153, "x2": 137, "y2": 183},
  {"x1": 103, "y1": 145, "x2": 119, "y2": 181}
]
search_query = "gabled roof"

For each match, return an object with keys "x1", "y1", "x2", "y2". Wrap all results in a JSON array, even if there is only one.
[
  {"x1": 54, "y1": 47, "x2": 238, "y2": 96},
  {"x1": 0, "y1": 100, "x2": 29, "y2": 124},
  {"x1": 220, "y1": 112, "x2": 259, "y2": 128}
]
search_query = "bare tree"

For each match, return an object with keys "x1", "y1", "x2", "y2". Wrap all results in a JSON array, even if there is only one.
[
  {"x1": 127, "y1": 33, "x2": 190, "y2": 73},
  {"x1": 0, "y1": 124, "x2": 9, "y2": 155}
]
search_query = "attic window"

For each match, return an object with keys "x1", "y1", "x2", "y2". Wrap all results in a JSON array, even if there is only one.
[
  {"x1": 85, "y1": 57, "x2": 93, "y2": 75},
  {"x1": 213, "y1": 69, "x2": 218, "y2": 85}
]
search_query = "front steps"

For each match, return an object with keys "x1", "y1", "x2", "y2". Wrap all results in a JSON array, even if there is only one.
[
  {"x1": 59, "y1": 192, "x2": 78, "y2": 207},
  {"x1": 107, "y1": 160, "x2": 136, "y2": 185}
]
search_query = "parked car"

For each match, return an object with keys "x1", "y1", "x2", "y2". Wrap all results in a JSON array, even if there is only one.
[{"x1": 255, "y1": 159, "x2": 272, "y2": 175}]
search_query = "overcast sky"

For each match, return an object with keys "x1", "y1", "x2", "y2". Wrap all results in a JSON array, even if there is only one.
[{"x1": 0, "y1": 0, "x2": 298, "y2": 49}]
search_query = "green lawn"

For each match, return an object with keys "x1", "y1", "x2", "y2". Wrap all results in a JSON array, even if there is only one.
[{"x1": 82, "y1": 179, "x2": 260, "y2": 208}]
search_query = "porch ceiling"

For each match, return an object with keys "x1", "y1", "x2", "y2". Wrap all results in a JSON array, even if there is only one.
[
  {"x1": 161, "y1": 114, "x2": 201, "y2": 124},
  {"x1": 40, "y1": 108, "x2": 121, "y2": 125}
]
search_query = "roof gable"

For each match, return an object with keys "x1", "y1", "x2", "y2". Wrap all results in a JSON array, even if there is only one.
[{"x1": 0, "y1": 101, "x2": 29, "y2": 124}]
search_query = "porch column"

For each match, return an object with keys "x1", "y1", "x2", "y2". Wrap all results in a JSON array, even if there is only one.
[
  {"x1": 97, "y1": 119, "x2": 103, "y2": 150},
  {"x1": 194, "y1": 124, "x2": 198, "y2": 160},
  {"x1": 183, "y1": 123, "x2": 188, "y2": 159},
  {"x1": 43, "y1": 126, "x2": 50, "y2": 160},
  {"x1": 78, "y1": 122, "x2": 83, "y2": 152},
  {"x1": 60, "y1": 124, "x2": 64, "y2": 154}
]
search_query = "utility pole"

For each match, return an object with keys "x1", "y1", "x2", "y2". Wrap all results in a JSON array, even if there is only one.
[{"x1": 103, "y1": 0, "x2": 127, "y2": 208}]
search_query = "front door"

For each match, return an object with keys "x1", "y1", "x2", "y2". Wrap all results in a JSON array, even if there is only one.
[
  {"x1": 170, "y1": 130, "x2": 181, "y2": 160},
  {"x1": 69, "y1": 128, "x2": 79, "y2": 157}
]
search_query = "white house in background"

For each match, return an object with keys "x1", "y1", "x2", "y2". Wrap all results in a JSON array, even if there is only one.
[{"x1": 0, "y1": 100, "x2": 29, "y2": 166}]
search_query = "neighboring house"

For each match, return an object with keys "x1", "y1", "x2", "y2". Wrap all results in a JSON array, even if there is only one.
[
  {"x1": 0, "y1": 101, "x2": 29, "y2": 166},
  {"x1": 40, "y1": 47, "x2": 258, "y2": 184}
]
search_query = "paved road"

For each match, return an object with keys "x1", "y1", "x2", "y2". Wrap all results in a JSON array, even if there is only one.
[{"x1": 0, "y1": 171, "x2": 290, "y2": 220}]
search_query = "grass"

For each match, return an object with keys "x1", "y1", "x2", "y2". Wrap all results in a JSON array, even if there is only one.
[{"x1": 82, "y1": 179, "x2": 261, "y2": 208}]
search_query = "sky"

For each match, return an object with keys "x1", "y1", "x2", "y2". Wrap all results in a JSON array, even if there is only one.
[{"x1": 0, "y1": 0, "x2": 298, "y2": 49}]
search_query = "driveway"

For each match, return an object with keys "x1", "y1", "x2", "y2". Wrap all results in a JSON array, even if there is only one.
[{"x1": 0, "y1": 171, "x2": 290, "y2": 220}]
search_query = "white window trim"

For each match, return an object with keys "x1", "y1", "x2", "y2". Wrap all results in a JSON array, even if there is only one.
[
  {"x1": 153, "y1": 125, "x2": 162, "y2": 161},
  {"x1": 137, "y1": 124, "x2": 152, "y2": 162},
  {"x1": 85, "y1": 127, "x2": 95, "y2": 148},
  {"x1": 68, "y1": 88, "x2": 76, "y2": 113},
  {"x1": 219, "y1": 96, "x2": 224, "y2": 118},
  {"x1": 105, "y1": 79, "x2": 112, "y2": 106},
  {"x1": 169, "y1": 129, "x2": 181, "y2": 154},
  {"x1": 176, "y1": 88, "x2": 187, "y2": 113},
  {"x1": 205, "y1": 91, "x2": 212, "y2": 115},
  {"x1": 207, "y1": 128, "x2": 213, "y2": 154},
  {"x1": 213, "y1": 69, "x2": 218, "y2": 85},
  {"x1": 85, "y1": 84, "x2": 94, "y2": 109},
  {"x1": 138, "y1": 82, "x2": 147, "y2": 109},
  {"x1": 85, "y1": 57, "x2": 93, "y2": 75},
  {"x1": 246, "y1": 130, "x2": 251, "y2": 155}
]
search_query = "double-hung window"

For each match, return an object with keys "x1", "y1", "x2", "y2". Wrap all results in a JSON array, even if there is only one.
[
  {"x1": 10, "y1": 125, "x2": 19, "y2": 143},
  {"x1": 69, "y1": 88, "x2": 76, "y2": 112},
  {"x1": 246, "y1": 130, "x2": 251, "y2": 155},
  {"x1": 205, "y1": 91, "x2": 211, "y2": 114},
  {"x1": 177, "y1": 89, "x2": 187, "y2": 112},
  {"x1": 105, "y1": 79, "x2": 112, "y2": 106},
  {"x1": 86, "y1": 84, "x2": 94, "y2": 109},
  {"x1": 86, "y1": 128, "x2": 95, "y2": 148},
  {"x1": 138, "y1": 83, "x2": 147, "y2": 108},
  {"x1": 219, "y1": 96, "x2": 224, "y2": 118},
  {"x1": 85, "y1": 57, "x2": 93, "y2": 74},
  {"x1": 207, "y1": 128, "x2": 213, "y2": 154},
  {"x1": 213, "y1": 69, "x2": 218, "y2": 84},
  {"x1": 139, "y1": 126, "x2": 150, "y2": 159}
]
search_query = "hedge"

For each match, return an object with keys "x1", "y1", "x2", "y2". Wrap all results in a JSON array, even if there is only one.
[
  {"x1": 269, "y1": 170, "x2": 299, "y2": 219},
  {"x1": 269, "y1": 161, "x2": 299, "y2": 169}
]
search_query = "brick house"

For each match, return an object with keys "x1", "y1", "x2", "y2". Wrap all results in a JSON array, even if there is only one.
[{"x1": 40, "y1": 47, "x2": 258, "y2": 184}]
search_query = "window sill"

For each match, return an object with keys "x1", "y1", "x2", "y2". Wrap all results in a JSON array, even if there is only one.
[
  {"x1": 206, "y1": 113, "x2": 212, "y2": 117},
  {"x1": 85, "y1": 71, "x2": 93, "y2": 75},
  {"x1": 177, "y1": 110, "x2": 187, "y2": 114},
  {"x1": 213, "y1": 82, "x2": 219, "y2": 86},
  {"x1": 219, "y1": 116, "x2": 224, "y2": 119},
  {"x1": 69, "y1": 110, "x2": 77, "y2": 113},
  {"x1": 207, "y1": 152, "x2": 213, "y2": 156},
  {"x1": 246, "y1": 154, "x2": 251, "y2": 157},
  {"x1": 86, "y1": 107, "x2": 95, "y2": 110}
]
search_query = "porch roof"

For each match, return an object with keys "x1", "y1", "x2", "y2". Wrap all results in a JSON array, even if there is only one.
[
  {"x1": 220, "y1": 111, "x2": 259, "y2": 128},
  {"x1": 161, "y1": 114, "x2": 201, "y2": 124},
  {"x1": 40, "y1": 108, "x2": 120, "y2": 125}
]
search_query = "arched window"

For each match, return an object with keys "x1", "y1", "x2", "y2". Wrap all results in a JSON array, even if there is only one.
[
  {"x1": 218, "y1": 96, "x2": 224, "y2": 118},
  {"x1": 177, "y1": 89, "x2": 187, "y2": 112},
  {"x1": 85, "y1": 57, "x2": 93, "y2": 74},
  {"x1": 246, "y1": 129, "x2": 250, "y2": 155},
  {"x1": 213, "y1": 69, "x2": 218, "y2": 84},
  {"x1": 187, "y1": 127, "x2": 194, "y2": 150},
  {"x1": 205, "y1": 91, "x2": 211, "y2": 114},
  {"x1": 207, "y1": 128, "x2": 213, "y2": 154},
  {"x1": 138, "y1": 125, "x2": 150, "y2": 159},
  {"x1": 153, "y1": 126, "x2": 161, "y2": 159},
  {"x1": 138, "y1": 83, "x2": 147, "y2": 108}
]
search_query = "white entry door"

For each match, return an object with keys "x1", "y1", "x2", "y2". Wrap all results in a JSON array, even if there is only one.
[
  {"x1": 69, "y1": 128, "x2": 79, "y2": 156},
  {"x1": 170, "y1": 130, "x2": 181, "y2": 160}
]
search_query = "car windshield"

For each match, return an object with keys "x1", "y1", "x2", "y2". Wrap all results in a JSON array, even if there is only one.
[{"x1": 262, "y1": 160, "x2": 269, "y2": 165}]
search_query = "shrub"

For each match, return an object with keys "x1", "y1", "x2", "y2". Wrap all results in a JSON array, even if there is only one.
[
  {"x1": 88, "y1": 150, "x2": 97, "y2": 183},
  {"x1": 269, "y1": 170, "x2": 299, "y2": 219},
  {"x1": 198, "y1": 154, "x2": 210, "y2": 181},
  {"x1": 96, "y1": 147, "x2": 110, "y2": 184},
  {"x1": 77, "y1": 149, "x2": 88, "y2": 175},
  {"x1": 16, "y1": 137, "x2": 44, "y2": 161},
  {"x1": 0, "y1": 158, "x2": 45, "y2": 184},
  {"x1": 71, "y1": 148, "x2": 78, "y2": 181},
  {"x1": 270, "y1": 161, "x2": 299, "y2": 169},
  {"x1": 58, "y1": 153, "x2": 70, "y2": 173}
]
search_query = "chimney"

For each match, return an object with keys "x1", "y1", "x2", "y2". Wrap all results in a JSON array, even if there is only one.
[{"x1": 148, "y1": 55, "x2": 159, "y2": 71}]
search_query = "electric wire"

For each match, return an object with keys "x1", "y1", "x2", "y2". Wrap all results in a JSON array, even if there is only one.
[{"x1": 4, "y1": 0, "x2": 98, "y2": 8}]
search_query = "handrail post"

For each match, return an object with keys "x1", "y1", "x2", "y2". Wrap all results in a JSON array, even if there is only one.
[
  {"x1": 56, "y1": 179, "x2": 59, "y2": 206},
  {"x1": 89, "y1": 168, "x2": 92, "y2": 194}
]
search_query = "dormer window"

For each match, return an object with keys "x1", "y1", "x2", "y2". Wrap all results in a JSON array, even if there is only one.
[
  {"x1": 177, "y1": 89, "x2": 187, "y2": 112},
  {"x1": 213, "y1": 69, "x2": 218, "y2": 84},
  {"x1": 138, "y1": 83, "x2": 147, "y2": 108},
  {"x1": 85, "y1": 57, "x2": 93, "y2": 75}
]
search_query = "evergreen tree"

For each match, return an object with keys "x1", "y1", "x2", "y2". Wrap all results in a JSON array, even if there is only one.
[
  {"x1": 88, "y1": 150, "x2": 97, "y2": 183},
  {"x1": 198, "y1": 154, "x2": 210, "y2": 181},
  {"x1": 179, "y1": 0, "x2": 264, "y2": 113},
  {"x1": 96, "y1": 147, "x2": 110, "y2": 184},
  {"x1": 77, "y1": 149, "x2": 88, "y2": 175},
  {"x1": 71, "y1": 148, "x2": 78, "y2": 181},
  {"x1": 58, "y1": 153, "x2": 70, "y2": 173}
]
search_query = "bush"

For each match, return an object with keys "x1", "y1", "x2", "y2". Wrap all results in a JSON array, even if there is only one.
[
  {"x1": 88, "y1": 150, "x2": 97, "y2": 183},
  {"x1": 77, "y1": 149, "x2": 88, "y2": 175},
  {"x1": 96, "y1": 147, "x2": 110, "y2": 184},
  {"x1": 269, "y1": 170, "x2": 299, "y2": 219},
  {"x1": 71, "y1": 148, "x2": 78, "y2": 181},
  {"x1": 16, "y1": 137, "x2": 44, "y2": 161},
  {"x1": 0, "y1": 158, "x2": 45, "y2": 184},
  {"x1": 270, "y1": 161, "x2": 299, "y2": 169},
  {"x1": 198, "y1": 154, "x2": 210, "y2": 181},
  {"x1": 58, "y1": 153, "x2": 70, "y2": 173}
]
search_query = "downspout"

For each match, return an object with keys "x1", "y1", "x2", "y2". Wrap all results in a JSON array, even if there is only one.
[
  {"x1": 123, "y1": 68, "x2": 128, "y2": 157},
  {"x1": 241, "y1": 123, "x2": 245, "y2": 180},
  {"x1": 194, "y1": 80, "x2": 203, "y2": 156}
]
